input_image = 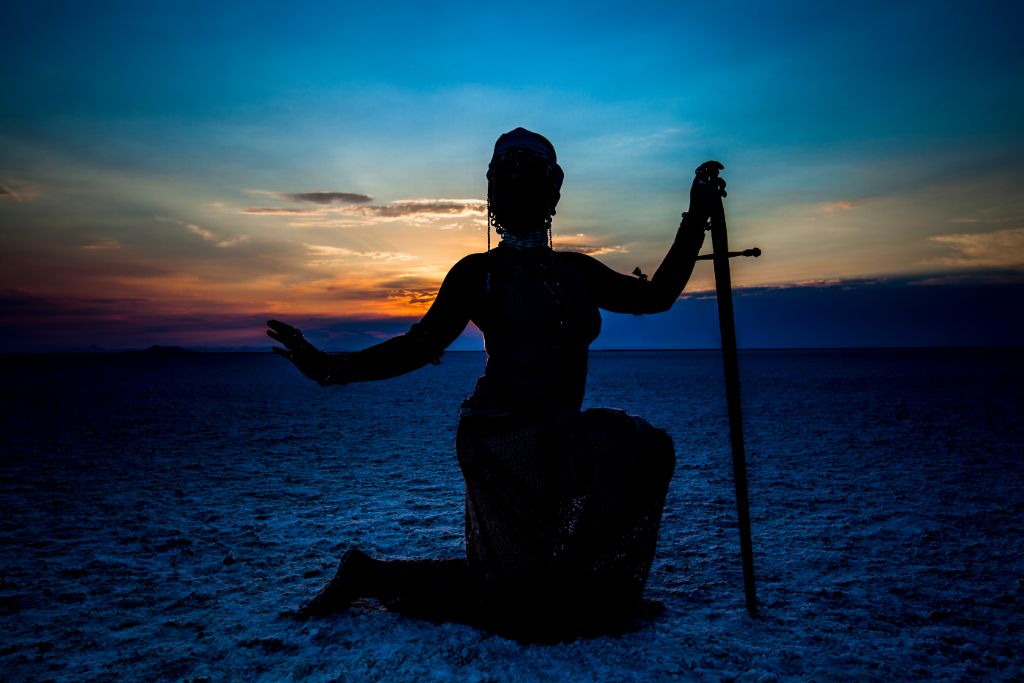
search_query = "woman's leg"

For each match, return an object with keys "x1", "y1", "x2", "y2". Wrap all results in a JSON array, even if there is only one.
[{"x1": 297, "y1": 549, "x2": 475, "y2": 620}]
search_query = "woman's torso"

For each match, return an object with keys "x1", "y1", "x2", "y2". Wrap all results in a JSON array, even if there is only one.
[{"x1": 468, "y1": 245, "x2": 601, "y2": 413}]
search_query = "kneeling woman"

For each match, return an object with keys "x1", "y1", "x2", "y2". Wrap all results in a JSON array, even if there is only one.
[{"x1": 268, "y1": 128, "x2": 723, "y2": 638}]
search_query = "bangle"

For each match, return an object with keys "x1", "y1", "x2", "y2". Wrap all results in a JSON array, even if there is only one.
[
  {"x1": 681, "y1": 212, "x2": 710, "y2": 231},
  {"x1": 319, "y1": 353, "x2": 334, "y2": 387},
  {"x1": 319, "y1": 353, "x2": 349, "y2": 387}
]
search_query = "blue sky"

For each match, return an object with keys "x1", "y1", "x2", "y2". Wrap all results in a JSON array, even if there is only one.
[{"x1": 1, "y1": 0, "x2": 1022, "y2": 350}]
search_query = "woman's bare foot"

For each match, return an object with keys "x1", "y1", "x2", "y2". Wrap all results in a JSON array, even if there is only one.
[{"x1": 295, "y1": 548, "x2": 371, "y2": 618}]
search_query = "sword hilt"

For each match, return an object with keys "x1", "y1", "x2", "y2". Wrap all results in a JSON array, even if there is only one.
[{"x1": 696, "y1": 247, "x2": 761, "y2": 260}]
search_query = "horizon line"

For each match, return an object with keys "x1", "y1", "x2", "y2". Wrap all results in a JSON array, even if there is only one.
[{"x1": 2, "y1": 344, "x2": 1021, "y2": 356}]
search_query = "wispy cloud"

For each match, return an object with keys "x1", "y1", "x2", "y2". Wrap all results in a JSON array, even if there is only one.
[
  {"x1": 246, "y1": 189, "x2": 373, "y2": 205},
  {"x1": 555, "y1": 232, "x2": 628, "y2": 256},
  {"x1": 156, "y1": 215, "x2": 249, "y2": 248},
  {"x1": 239, "y1": 197, "x2": 486, "y2": 227},
  {"x1": 820, "y1": 199, "x2": 858, "y2": 212},
  {"x1": 348, "y1": 199, "x2": 485, "y2": 221},
  {"x1": 926, "y1": 228, "x2": 1024, "y2": 268},
  {"x1": 80, "y1": 240, "x2": 121, "y2": 250},
  {"x1": 0, "y1": 182, "x2": 37, "y2": 202},
  {"x1": 241, "y1": 207, "x2": 325, "y2": 216},
  {"x1": 305, "y1": 244, "x2": 416, "y2": 264},
  {"x1": 187, "y1": 223, "x2": 249, "y2": 248},
  {"x1": 281, "y1": 191, "x2": 374, "y2": 204},
  {"x1": 374, "y1": 275, "x2": 442, "y2": 306},
  {"x1": 589, "y1": 126, "x2": 697, "y2": 150},
  {"x1": 948, "y1": 215, "x2": 1017, "y2": 225}
]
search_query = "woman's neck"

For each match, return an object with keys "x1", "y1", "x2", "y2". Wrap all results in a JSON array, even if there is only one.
[{"x1": 500, "y1": 230, "x2": 549, "y2": 250}]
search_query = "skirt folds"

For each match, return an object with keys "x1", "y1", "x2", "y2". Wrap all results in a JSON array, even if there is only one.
[{"x1": 456, "y1": 407, "x2": 675, "y2": 620}]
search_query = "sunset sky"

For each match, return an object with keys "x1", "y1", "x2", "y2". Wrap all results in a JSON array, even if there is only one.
[{"x1": 2, "y1": 1, "x2": 1022, "y2": 351}]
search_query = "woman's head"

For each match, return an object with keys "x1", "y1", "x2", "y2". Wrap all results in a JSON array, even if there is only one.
[{"x1": 487, "y1": 127, "x2": 563, "y2": 236}]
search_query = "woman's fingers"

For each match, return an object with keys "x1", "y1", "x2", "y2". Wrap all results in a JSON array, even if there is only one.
[
  {"x1": 693, "y1": 162, "x2": 728, "y2": 198},
  {"x1": 267, "y1": 319, "x2": 301, "y2": 340},
  {"x1": 695, "y1": 160, "x2": 724, "y2": 176},
  {"x1": 267, "y1": 329, "x2": 298, "y2": 350},
  {"x1": 271, "y1": 346, "x2": 293, "y2": 361},
  {"x1": 267, "y1": 321, "x2": 316, "y2": 353}
]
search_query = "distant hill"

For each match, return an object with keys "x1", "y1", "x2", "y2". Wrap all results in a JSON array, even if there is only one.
[{"x1": 129, "y1": 345, "x2": 200, "y2": 354}]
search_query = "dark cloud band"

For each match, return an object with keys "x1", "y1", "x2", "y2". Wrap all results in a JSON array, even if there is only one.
[
  {"x1": 350, "y1": 200, "x2": 485, "y2": 218},
  {"x1": 279, "y1": 192, "x2": 373, "y2": 205}
]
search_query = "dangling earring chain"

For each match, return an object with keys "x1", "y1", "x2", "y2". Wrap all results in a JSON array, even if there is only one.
[{"x1": 485, "y1": 188, "x2": 492, "y2": 294}]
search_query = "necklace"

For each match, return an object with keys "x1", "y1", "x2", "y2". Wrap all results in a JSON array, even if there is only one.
[{"x1": 500, "y1": 230, "x2": 548, "y2": 250}]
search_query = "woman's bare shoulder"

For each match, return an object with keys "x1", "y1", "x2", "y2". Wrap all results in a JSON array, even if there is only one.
[
  {"x1": 442, "y1": 251, "x2": 491, "y2": 285},
  {"x1": 556, "y1": 249, "x2": 607, "y2": 272}
]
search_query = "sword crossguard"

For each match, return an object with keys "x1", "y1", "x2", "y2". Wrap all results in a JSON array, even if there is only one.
[{"x1": 696, "y1": 247, "x2": 762, "y2": 261}]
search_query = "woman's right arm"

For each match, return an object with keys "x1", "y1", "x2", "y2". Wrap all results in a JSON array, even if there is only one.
[{"x1": 268, "y1": 254, "x2": 484, "y2": 385}]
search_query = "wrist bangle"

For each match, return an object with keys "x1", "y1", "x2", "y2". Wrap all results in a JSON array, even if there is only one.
[
  {"x1": 681, "y1": 212, "x2": 710, "y2": 231},
  {"x1": 319, "y1": 353, "x2": 333, "y2": 387},
  {"x1": 319, "y1": 353, "x2": 349, "y2": 387}
]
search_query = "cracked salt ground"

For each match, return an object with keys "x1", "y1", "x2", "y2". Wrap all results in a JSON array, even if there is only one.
[{"x1": 1, "y1": 349, "x2": 1021, "y2": 680}]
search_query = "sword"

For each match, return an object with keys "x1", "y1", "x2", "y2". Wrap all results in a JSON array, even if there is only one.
[{"x1": 699, "y1": 162, "x2": 758, "y2": 616}]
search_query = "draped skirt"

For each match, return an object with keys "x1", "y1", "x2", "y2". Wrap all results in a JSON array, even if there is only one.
[{"x1": 455, "y1": 406, "x2": 676, "y2": 623}]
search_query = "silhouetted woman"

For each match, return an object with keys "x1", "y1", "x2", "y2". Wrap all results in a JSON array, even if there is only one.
[{"x1": 268, "y1": 128, "x2": 724, "y2": 639}]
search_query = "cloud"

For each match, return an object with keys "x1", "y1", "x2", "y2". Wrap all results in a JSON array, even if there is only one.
[
  {"x1": 241, "y1": 207, "x2": 325, "y2": 216},
  {"x1": 568, "y1": 245, "x2": 628, "y2": 256},
  {"x1": 305, "y1": 244, "x2": 416, "y2": 264},
  {"x1": 6, "y1": 273, "x2": 1023, "y2": 352},
  {"x1": 187, "y1": 224, "x2": 250, "y2": 248},
  {"x1": 601, "y1": 275, "x2": 1024, "y2": 349},
  {"x1": 237, "y1": 197, "x2": 486, "y2": 227},
  {"x1": 80, "y1": 240, "x2": 121, "y2": 250},
  {"x1": 0, "y1": 182, "x2": 37, "y2": 201},
  {"x1": 555, "y1": 232, "x2": 628, "y2": 256},
  {"x1": 280, "y1": 191, "x2": 374, "y2": 205},
  {"x1": 346, "y1": 199, "x2": 486, "y2": 220},
  {"x1": 246, "y1": 189, "x2": 373, "y2": 205},
  {"x1": 0, "y1": 289, "x2": 282, "y2": 351},
  {"x1": 156, "y1": 215, "x2": 249, "y2": 248},
  {"x1": 820, "y1": 199, "x2": 857, "y2": 212},
  {"x1": 374, "y1": 275, "x2": 442, "y2": 306},
  {"x1": 588, "y1": 126, "x2": 697, "y2": 151},
  {"x1": 187, "y1": 223, "x2": 249, "y2": 247},
  {"x1": 910, "y1": 271, "x2": 1024, "y2": 286},
  {"x1": 948, "y1": 215, "x2": 1017, "y2": 225},
  {"x1": 386, "y1": 287, "x2": 438, "y2": 306},
  {"x1": 926, "y1": 228, "x2": 1024, "y2": 268}
]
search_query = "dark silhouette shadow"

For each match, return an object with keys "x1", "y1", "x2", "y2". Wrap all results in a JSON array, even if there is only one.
[{"x1": 268, "y1": 128, "x2": 725, "y2": 643}]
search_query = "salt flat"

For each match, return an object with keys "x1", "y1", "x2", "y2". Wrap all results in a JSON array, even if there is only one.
[{"x1": 1, "y1": 350, "x2": 1021, "y2": 680}]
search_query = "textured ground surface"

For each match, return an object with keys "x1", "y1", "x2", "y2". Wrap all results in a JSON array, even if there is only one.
[{"x1": 1, "y1": 349, "x2": 1022, "y2": 681}]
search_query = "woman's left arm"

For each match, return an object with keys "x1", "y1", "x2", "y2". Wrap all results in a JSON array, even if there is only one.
[
  {"x1": 572, "y1": 161, "x2": 725, "y2": 315},
  {"x1": 569, "y1": 219, "x2": 706, "y2": 315}
]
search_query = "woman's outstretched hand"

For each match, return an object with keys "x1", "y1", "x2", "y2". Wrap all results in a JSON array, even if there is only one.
[
  {"x1": 267, "y1": 319, "x2": 329, "y2": 385},
  {"x1": 689, "y1": 160, "x2": 727, "y2": 226}
]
